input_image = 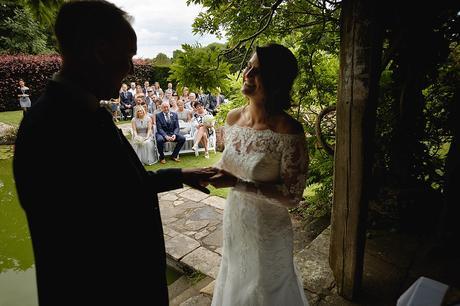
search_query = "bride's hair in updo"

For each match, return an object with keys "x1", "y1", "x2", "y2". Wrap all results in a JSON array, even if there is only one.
[{"x1": 255, "y1": 43, "x2": 298, "y2": 115}]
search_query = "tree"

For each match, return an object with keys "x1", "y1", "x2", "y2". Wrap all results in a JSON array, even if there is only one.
[
  {"x1": 152, "y1": 52, "x2": 171, "y2": 66},
  {"x1": 21, "y1": 0, "x2": 64, "y2": 30},
  {"x1": 169, "y1": 43, "x2": 231, "y2": 93},
  {"x1": 0, "y1": 6, "x2": 52, "y2": 54}
]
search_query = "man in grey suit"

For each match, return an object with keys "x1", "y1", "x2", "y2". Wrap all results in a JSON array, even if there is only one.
[{"x1": 13, "y1": 1, "x2": 216, "y2": 305}]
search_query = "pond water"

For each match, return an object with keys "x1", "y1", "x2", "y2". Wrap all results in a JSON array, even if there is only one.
[{"x1": 0, "y1": 148, "x2": 182, "y2": 306}]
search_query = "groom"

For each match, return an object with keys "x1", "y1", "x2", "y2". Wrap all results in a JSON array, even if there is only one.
[{"x1": 13, "y1": 1, "x2": 216, "y2": 305}]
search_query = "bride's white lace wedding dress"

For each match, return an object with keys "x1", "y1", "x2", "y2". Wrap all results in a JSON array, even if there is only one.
[{"x1": 212, "y1": 124, "x2": 309, "y2": 306}]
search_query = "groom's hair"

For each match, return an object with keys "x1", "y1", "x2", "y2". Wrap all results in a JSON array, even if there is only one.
[{"x1": 54, "y1": 0, "x2": 133, "y2": 59}]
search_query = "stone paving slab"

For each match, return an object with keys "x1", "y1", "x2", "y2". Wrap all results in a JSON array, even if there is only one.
[
  {"x1": 182, "y1": 247, "x2": 221, "y2": 279},
  {"x1": 160, "y1": 188, "x2": 224, "y2": 281},
  {"x1": 165, "y1": 232, "x2": 201, "y2": 260},
  {"x1": 201, "y1": 196, "x2": 226, "y2": 210},
  {"x1": 179, "y1": 189, "x2": 210, "y2": 202},
  {"x1": 164, "y1": 227, "x2": 181, "y2": 239},
  {"x1": 161, "y1": 193, "x2": 179, "y2": 201}
]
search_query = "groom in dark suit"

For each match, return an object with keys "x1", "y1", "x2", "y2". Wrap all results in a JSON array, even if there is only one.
[
  {"x1": 156, "y1": 101, "x2": 186, "y2": 163},
  {"x1": 13, "y1": 2, "x2": 216, "y2": 306}
]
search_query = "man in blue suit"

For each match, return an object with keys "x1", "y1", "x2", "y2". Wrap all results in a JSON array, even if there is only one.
[
  {"x1": 156, "y1": 101, "x2": 185, "y2": 163},
  {"x1": 119, "y1": 83, "x2": 134, "y2": 120}
]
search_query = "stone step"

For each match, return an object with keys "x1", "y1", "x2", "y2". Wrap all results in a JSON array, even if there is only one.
[
  {"x1": 168, "y1": 275, "x2": 192, "y2": 301},
  {"x1": 179, "y1": 294, "x2": 212, "y2": 306},
  {"x1": 170, "y1": 276, "x2": 214, "y2": 306},
  {"x1": 199, "y1": 280, "x2": 215, "y2": 297}
]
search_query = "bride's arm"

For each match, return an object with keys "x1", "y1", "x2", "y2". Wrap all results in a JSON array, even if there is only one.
[{"x1": 233, "y1": 136, "x2": 309, "y2": 208}]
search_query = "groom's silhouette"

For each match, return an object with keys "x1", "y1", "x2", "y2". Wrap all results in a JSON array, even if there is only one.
[{"x1": 13, "y1": 1, "x2": 216, "y2": 305}]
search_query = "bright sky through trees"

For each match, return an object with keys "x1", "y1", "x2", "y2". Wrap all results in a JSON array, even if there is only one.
[{"x1": 110, "y1": 0, "x2": 226, "y2": 59}]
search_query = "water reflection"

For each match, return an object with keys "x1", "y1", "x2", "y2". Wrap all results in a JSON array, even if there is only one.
[
  {"x1": 0, "y1": 149, "x2": 37, "y2": 306},
  {"x1": 0, "y1": 151, "x2": 35, "y2": 273}
]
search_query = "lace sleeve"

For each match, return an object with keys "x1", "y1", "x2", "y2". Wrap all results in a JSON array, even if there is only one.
[{"x1": 233, "y1": 135, "x2": 309, "y2": 208}]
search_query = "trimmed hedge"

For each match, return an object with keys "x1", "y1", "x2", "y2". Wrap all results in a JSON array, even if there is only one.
[
  {"x1": 0, "y1": 54, "x2": 62, "y2": 111},
  {"x1": 0, "y1": 55, "x2": 172, "y2": 112}
]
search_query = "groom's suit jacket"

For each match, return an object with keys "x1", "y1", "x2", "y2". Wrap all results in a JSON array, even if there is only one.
[{"x1": 13, "y1": 80, "x2": 180, "y2": 306}]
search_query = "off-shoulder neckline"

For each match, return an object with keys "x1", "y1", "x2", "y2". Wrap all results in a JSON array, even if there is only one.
[{"x1": 226, "y1": 123, "x2": 304, "y2": 138}]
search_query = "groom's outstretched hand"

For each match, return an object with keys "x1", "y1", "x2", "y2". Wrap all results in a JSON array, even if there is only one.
[
  {"x1": 181, "y1": 167, "x2": 219, "y2": 194},
  {"x1": 207, "y1": 168, "x2": 238, "y2": 189}
]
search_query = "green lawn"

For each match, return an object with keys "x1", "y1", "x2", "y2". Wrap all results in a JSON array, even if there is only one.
[
  {"x1": 0, "y1": 110, "x2": 23, "y2": 126},
  {"x1": 145, "y1": 151, "x2": 229, "y2": 198}
]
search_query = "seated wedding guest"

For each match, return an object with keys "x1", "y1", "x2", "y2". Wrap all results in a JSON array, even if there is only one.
[
  {"x1": 153, "y1": 81, "x2": 164, "y2": 98},
  {"x1": 143, "y1": 80, "x2": 150, "y2": 95},
  {"x1": 191, "y1": 101, "x2": 214, "y2": 159},
  {"x1": 146, "y1": 87, "x2": 156, "y2": 109},
  {"x1": 131, "y1": 105, "x2": 158, "y2": 165},
  {"x1": 165, "y1": 82, "x2": 174, "y2": 96},
  {"x1": 176, "y1": 99, "x2": 192, "y2": 135},
  {"x1": 153, "y1": 97, "x2": 162, "y2": 114},
  {"x1": 169, "y1": 93, "x2": 179, "y2": 112},
  {"x1": 199, "y1": 91, "x2": 215, "y2": 114},
  {"x1": 119, "y1": 83, "x2": 134, "y2": 120},
  {"x1": 141, "y1": 99, "x2": 156, "y2": 127},
  {"x1": 110, "y1": 97, "x2": 120, "y2": 122},
  {"x1": 186, "y1": 92, "x2": 197, "y2": 111},
  {"x1": 17, "y1": 79, "x2": 32, "y2": 114},
  {"x1": 128, "y1": 82, "x2": 136, "y2": 96},
  {"x1": 156, "y1": 101, "x2": 185, "y2": 164},
  {"x1": 135, "y1": 84, "x2": 143, "y2": 96},
  {"x1": 200, "y1": 86, "x2": 226, "y2": 115},
  {"x1": 181, "y1": 86, "x2": 189, "y2": 102},
  {"x1": 163, "y1": 89, "x2": 173, "y2": 104},
  {"x1": 134, "y1": 94, "x2": 145, "y2": 107}
]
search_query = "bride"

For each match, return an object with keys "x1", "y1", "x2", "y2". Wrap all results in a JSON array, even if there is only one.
[{"x1": 209, "y1": 43, "x2": 309, "y2": 306}]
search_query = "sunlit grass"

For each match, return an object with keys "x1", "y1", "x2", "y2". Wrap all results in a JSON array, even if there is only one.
[{"x1": 0, "y1": 110, "x2": 23, "y2": 126}]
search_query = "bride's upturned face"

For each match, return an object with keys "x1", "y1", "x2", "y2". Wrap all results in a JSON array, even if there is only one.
[{"x1": 241, "y1": 53, "x2": 264, "y2": 98}]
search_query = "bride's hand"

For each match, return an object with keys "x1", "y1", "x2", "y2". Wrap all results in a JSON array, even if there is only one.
[{"x1": 207, "y1": 169, "x2": 238, "y2": 188}]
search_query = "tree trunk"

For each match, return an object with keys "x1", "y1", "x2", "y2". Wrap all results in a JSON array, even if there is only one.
[{"x1": 329, "y1": 0, "x2": 383, "y2": 300}]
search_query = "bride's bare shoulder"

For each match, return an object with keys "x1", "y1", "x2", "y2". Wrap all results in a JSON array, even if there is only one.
[{"x1": 226, "y1": 107, "x2": 244, "y2": 126}]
